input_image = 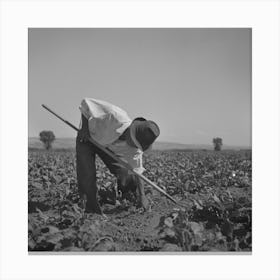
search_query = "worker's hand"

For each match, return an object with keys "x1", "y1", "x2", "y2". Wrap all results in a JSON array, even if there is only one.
[
  {"x1": 140, "y1": 195, "x2": 150, "y2": 211},
  {"x1": 77, "y1": 129, "x2": 90, "y2": 143}
]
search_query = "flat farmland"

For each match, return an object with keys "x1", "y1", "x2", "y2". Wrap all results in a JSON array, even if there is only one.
[{"x1": 28, "y1": 149, "x2": 252, "y2": 252}]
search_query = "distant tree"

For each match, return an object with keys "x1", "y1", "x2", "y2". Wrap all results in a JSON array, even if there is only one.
[
  {"x1": 213, "y1": 137, "x2": 223, "y2": 151},
  {"x1": 39, "y1": 130, "x2": 55, "y2": 150}
]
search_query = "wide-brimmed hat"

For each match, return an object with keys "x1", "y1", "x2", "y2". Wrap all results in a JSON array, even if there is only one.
[{"x1": 129, "y1": 117, "x2": 160, "y2": 151}]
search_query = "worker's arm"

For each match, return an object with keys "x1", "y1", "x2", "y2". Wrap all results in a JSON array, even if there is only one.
[
  {"x1": 77, "y1": 114, "x2": 90, "y2": 142},
  {"x1": 135, "y1": 153, "x2": 149, "y2": 210},
  {"x1": 137, "y1": 179, "x2": 149, "y2": 210}
]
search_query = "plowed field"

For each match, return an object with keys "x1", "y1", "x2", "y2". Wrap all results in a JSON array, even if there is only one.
[{"x1": 28, "y1": 149, "x2": 251, "y2": 252}]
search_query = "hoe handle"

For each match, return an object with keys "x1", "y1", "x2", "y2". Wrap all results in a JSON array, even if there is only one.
[{"x1": 42, "y1": 104, "x2": 179, "y2": 205}]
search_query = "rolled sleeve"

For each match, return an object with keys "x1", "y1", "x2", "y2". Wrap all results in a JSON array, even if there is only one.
[{"x1": 132, "y1": 151, "x2": 145, "y2": 174}]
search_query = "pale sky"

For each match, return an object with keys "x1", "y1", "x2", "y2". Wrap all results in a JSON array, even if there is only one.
[{"x1": 28, "y1": 28, "x2": 251, "y2": 146}]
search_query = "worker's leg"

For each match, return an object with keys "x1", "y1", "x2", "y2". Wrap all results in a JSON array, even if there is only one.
[
  {"x1": 93, "y1": 147, "x2": 124, "y2": 203},
  {"x1": 76, "y1": 138, "x2": 102, "y2": 214}
]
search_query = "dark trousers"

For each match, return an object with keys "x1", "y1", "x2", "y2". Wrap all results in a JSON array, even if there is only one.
[{"x1": 76, "y1": 137, "x2": 141, "y2": 213}]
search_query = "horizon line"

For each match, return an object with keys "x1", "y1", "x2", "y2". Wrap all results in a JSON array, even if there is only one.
[{"x1": 28, "y1": 136, "x2": 251, "y2": 148}]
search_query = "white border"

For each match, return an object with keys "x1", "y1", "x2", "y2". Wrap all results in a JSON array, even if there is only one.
[{"x1": 1, "y1": 1, "x2": 279, "y2": 280}]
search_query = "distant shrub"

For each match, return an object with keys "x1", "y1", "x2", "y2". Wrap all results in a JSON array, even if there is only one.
[
  {"x1": 39, "y1": 131, "x2": 55, "y2": 150},
  {"x1": 213, "y1": 137, "x2": 223, "y2": 151}
]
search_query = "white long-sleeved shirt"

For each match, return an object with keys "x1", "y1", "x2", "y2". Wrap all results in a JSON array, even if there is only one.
[{"x1": 79, "y1": 98, "x2": 145, "y2": 174}]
